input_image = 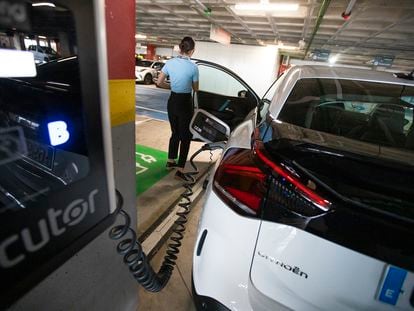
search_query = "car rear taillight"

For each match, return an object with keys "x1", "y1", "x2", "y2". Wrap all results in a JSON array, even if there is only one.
[
  {"x1": 253, "y1": 140, "x2": 331, "y2": 217},
  {"x1": 254, "y1": 145, "x2": 330, "y2": 211},
  {"x1": 213, "y1": 142, "x2": 331, "y2": 218},
  {"x1": 213, "y1": 148, "x2": 267, "y2": 216}
]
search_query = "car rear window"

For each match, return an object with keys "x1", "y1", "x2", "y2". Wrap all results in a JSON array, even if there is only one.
[{"x1": 278, "y1": 78, "x2": 414, "y2": 150}]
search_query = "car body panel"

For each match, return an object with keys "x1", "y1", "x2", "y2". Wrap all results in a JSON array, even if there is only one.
[
  {"x1": 193, "y1": 190, "x2": 260, "y2": 311},
  {"x1": 265, "y1": 121, "x2": 414, "y2": 167},
  {"x1": 295, "y1": 66, "x2": 414, "y2": 86},
  {"x1": 250, "y1": 222, "x2": 414, "y2": 310},
  {"x1": 192, "y1": 64, "x2": 414, "y2": 310}
]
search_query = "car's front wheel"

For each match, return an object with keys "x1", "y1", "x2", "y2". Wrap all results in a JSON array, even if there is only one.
[{"x1": 144, "y1": 74, "x2": 152, "y2": 85}]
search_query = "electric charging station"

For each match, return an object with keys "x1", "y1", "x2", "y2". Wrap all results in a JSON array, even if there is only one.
[{"x1": 0, "y1": 0, "x2": 116, "y2": 307}]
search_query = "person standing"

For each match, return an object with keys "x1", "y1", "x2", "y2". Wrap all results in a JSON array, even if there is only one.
[{"x1": 156, "y1": 37, "x2": 199, "y2": 181}]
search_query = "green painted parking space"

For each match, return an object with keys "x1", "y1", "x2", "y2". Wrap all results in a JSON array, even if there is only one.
[{"x1": 135, "y1": 144, "x2": 169, "y2": 196}]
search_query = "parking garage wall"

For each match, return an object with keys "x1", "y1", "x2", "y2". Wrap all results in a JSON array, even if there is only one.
[{"x1": 193, "y1": 41, "x2": 279, "y2": 97}]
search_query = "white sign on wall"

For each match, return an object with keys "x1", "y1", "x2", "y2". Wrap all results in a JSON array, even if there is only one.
[{"x1": 210, "y1": 25, "x2": 231, "y2": 45}]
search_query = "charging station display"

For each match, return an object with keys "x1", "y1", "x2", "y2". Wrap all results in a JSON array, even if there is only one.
[{"x1": 0, "y1": 1, "x2": 116, "y2": 307}]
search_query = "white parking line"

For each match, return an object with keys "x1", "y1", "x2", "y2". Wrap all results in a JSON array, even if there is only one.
[
  {"x1": 135, "y1": 118, "x2": 152, "y2": 125},
  {"x1": 141, "y1": 178, "x2": 204, "y2": 255},
  {"x1": 136, "y1": 105, "x2": 168, "y2": 114}
]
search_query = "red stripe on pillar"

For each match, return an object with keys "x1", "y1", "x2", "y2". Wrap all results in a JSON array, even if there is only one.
[
  {"x1": 105, "y1": 0, "x2": 135, "y2": 80},
  {"x1": 145, "y1": 44, "x2": 156, "y2": 60}
]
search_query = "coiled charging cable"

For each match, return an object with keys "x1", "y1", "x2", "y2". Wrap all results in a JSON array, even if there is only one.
[{"x1": 109, "y1": 142, "x2": 224, "y2": 292}]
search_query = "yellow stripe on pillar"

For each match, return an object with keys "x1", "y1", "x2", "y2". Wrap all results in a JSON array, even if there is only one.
[{"x1": 108, "y1": 79, "x2": 135, "y2": 127}]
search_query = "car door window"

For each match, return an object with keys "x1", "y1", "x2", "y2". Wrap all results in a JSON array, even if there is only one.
[
  {"x1": 196, "y1": 63, "x2": 258, "y2": 131},
  {"x1": 199, "y1": 65, "x2": 246, "y2": 96}
]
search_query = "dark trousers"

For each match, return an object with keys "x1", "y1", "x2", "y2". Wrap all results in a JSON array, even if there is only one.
[{"x1": 167, "y1": 92, "x2": 193, "y2": 168}]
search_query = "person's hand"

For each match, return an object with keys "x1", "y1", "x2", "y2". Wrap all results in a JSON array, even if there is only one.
[
  {"x1": 156, "y1": 72, "x2": 170, "y2": 89},
  {"x1": 192, "y1": 81, "x2": 199, "y2": 92}
]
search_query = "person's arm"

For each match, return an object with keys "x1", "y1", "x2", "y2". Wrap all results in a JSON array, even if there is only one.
[
  {"x1": 156, "y1": 72, "x2": 170, "y2": 89},
  {"x1": 192, "y1": 81, "x2": 199, "y2": 92},
  {"x1": 192, "y1": 66, "x2": 199, "y2": 92}
]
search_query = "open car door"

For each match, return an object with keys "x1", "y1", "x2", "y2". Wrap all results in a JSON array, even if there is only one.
[{"x1": 190, "y1": 60, "x2": 260, "y2": 143}]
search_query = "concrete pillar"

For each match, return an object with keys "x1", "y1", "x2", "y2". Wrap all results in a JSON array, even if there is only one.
[
  {"x1": 145, "y1": 44, "x2": 156, "y2": 60},
  {"x1": 105, "y1": 0, "x2": 138, "y2": 308}
]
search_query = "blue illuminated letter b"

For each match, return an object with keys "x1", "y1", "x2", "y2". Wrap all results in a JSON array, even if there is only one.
[{"x1": 47, "y1": 121, "x2": 70, "y2": 146}]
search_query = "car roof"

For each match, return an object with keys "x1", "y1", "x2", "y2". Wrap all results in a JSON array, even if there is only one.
[{"x1": 291, "y1": 65, "x2": 414, "y2": 86}]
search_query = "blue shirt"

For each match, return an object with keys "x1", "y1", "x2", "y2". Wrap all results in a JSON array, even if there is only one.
[{"x1": 161, "y1": 56, "x2": 199, "y2": 93}]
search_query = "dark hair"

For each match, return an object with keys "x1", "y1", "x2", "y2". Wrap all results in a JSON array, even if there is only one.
[{"x1": 179, "y1": 37, "x2": 195, "y2": 54}]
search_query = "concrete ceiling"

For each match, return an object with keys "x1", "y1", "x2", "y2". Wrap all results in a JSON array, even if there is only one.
[{"x1": 136, "y1": 0, "x2": 414, "y2": 71}]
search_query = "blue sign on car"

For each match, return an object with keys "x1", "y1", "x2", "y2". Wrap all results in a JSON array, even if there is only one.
[{"x1": 378, "y1": 266, "x2": 407, "y2": 305}]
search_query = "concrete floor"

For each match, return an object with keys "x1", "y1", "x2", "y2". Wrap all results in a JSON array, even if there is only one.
[
  {"x1": 135, "y1": 85, "x2": 225, "y2": 311},
  {"x1": 135, "y1": 91, "x2": 221, "y2": 310},
  {"x1": 137, "y1": 196, "x2": 204, "y2": 311},
  {"x1": 135, "y1": 114, "x2": 220, "y2": 237},
  {"x1": 135, "y1": 84, "x2": 169, "y2": 121}
]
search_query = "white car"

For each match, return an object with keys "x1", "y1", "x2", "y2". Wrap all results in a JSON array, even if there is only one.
[
  {"x1": 27, "y1": 45, "x2": 59, "y2": 64},
  {"x1": 190, "y1": 64, "x2": 414, "y2": 310},
  {"x1": 135, "y1": 59, "x2": 165, "y2": 84}
]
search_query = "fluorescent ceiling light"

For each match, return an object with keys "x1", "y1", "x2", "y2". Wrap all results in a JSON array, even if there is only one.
[
  {"x1": 32, "y1": 2, "x2": 56, "y2": 7},
  {"x1": 262, "y1": 43, "x2": 298, "y2": 50},
  {"x1": 234, "y1": 2, "x2": 299, "y2": 11},
  {"x1": 269, "y1": 40, "x2": 298, "y2": 50},
  {"x1": 135, "y1": 34, "x2": 147, "y2": 39},
  {"x1": 329, "y1": 54, "x2": 339, "y2": 65},
  {"x1": 279, "y1": 45, "x2": 298, "y2": 50},
  {"x1": 38, "y1": 35, "x2": 47, "y2": 39}
]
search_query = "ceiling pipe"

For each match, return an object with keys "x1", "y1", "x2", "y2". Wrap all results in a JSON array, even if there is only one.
[
  {"x1": 193, "y1": 0, "x2": 209, "y2": 12},
  {"x1": 303, "y1": 0, "x2": 332, "y2": 59}
]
